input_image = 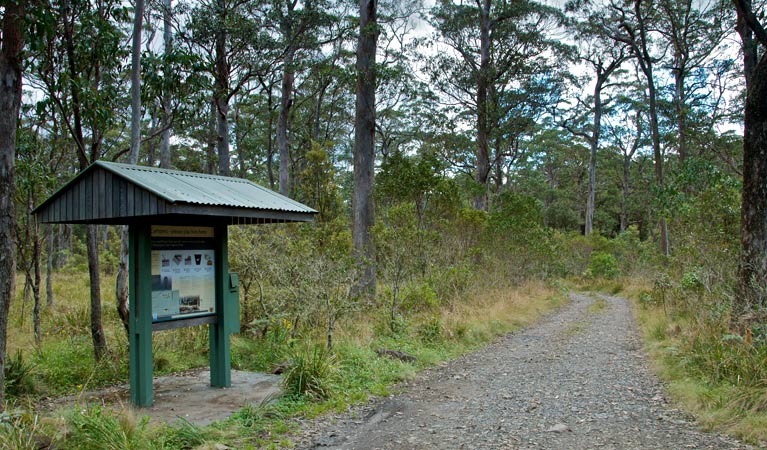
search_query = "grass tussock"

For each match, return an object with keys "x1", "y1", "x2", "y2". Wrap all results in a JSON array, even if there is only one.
[{"x1": 628, "y1": 278, "x2": 767, "y2": 446}]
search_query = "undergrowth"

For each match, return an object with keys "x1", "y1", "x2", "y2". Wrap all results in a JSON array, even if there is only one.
[
  {"x1": 4, "y1": 271, "x2": 567, "y2": 449},
  {"x1": 628, "y1": 278, "x2": 767, "y2": 446}
]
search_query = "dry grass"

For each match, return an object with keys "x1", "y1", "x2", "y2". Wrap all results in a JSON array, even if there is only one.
[
  {"x1": 625, "y1": 278, "x2": 767, "y2": 447},
  {"x1": 440, "y1": 280, "x2": 567, "y2": 343}
]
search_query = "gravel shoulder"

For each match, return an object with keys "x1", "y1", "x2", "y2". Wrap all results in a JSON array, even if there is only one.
[{"x1": 291, "y1": 293, "x2": 754, "y2": 450}]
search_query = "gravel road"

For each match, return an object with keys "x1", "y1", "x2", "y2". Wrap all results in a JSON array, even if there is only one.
[{"x1": 293, "y1": 293, "x2": 754, "y2": 450}]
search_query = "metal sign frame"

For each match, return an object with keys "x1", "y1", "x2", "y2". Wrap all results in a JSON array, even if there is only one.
[{"x1": 129, "y1": 223, "x2": 239, "y2": 407}]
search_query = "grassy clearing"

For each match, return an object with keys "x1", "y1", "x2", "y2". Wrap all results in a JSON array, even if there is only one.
[
  {"x1": 624, "y1": 279, "x2": 767, "y2": 447},
  {"x1": 3, "y1": 273, "x2": 566, "y2": 449}
]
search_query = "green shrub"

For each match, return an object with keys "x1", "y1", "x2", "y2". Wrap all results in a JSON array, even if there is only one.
[
  {"x1": 417, "y1": 317, "x2": 443, "y2": 343},
  {"x1": 585, "y1": 252, "x2": 620, "y2": 279},
  {"x1": 3, "y1": 351, "x2": 37, "y2": 398},
  {"x1": 0, "y1": 409, "x2": 44, "y2": 450},
  {"x1": 401, "y1": 282, "x2": 439, "y2": 313},
  {"x1": 152, "y1": 418, "x2": 207, "y2": 449},
  {"x1": 282, "y1": 343, "x2": 337, "y2": 400},
  {"x1": 65, "y1": 406, "x2": 149, "y2": 450}
]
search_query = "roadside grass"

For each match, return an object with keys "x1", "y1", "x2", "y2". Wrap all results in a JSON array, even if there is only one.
[
  {"x1": 587, "y1": 297, "x2": 609, "y2": 313},
  {"x1": 4, "y1": 273, "x2": 567, "y2": 449},
  {"x1": 624, "y1": 279, "x2": 767, "y2": 447}
]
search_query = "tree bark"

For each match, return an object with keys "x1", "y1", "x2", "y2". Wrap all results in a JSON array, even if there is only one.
[
  {"x1": 32, "y1": 220, "x2": 41, "y2": 345},
  {"x1": 278, "y1": 46, "x2": 295, "y2": 196},
  {"x1": 206, "y1": 99, "x2": 217, "y2": 174},
  {"x1": 130, "y1": 0, "x2": 144, "y2": 164},
  {"x1": 214, "y1": 0, "x2": 230, "y2": 176},
  {"x1": 267, "y1": 86, "x2": 276, "y2": 189},
  {"x1": 733, "y1": 0, "x2": 767, "y2": 330},
  {"x1": 736, "y1": 0, "x2": 758, "y2": 89},
  {"x1": 160, "y1": 0, "x2": 173, "y2": 169},
  {"x1": 474, "y1": 0, "x2": 491, "y2": 211},
  {"x1": 586, "y1": 75, "x2": 606, "y2": 236},
  {"x1": 736, "y1": 53, "x2": 767, "y2": 328},
  {"x1": 87, "y1": 225, "x2": 107, "y2": 360},
  {"x1": 632, "y1": 0, "x2": 669, "y2": 256},
  {"x1": 46, "y1": 224, "x2": 54, "y2": 306},
  {"x1": 0, "y1": 0, "x2": 24, "y2": 408},
  {"x1": 352, "y1": 0, "x2": 378, "y2": 297},
  {"x1": 116, "y1": 0, "x2": 145, "y2": 336},
  {"x1": 673, "y1": 65, "x2": 688, "y2": 166}
]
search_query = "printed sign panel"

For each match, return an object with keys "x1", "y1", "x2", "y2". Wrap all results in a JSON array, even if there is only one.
[{"x1": 150, "y1": 226, "x2": 216, "y2": 322}]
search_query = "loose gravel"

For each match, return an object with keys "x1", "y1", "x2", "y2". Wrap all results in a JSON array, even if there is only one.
[{"x1": 291, "y1": 293, "x2": 754, "y2": 450}]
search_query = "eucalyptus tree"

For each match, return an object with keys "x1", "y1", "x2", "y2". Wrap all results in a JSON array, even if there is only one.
[
  {"x1": 657, "y1": 0, "x2": 728, "y2": 167},
  {"x1": 0, "y1": 0, "x2": 25, "y2": 407},
  {"x1": 732, "y1": 0, "x2": 767, "y2": 331},
  {"x1": 426, "y1": 0, "x2": 570, "y2": 211},
  {"x1": 353, "y1": 0, "x2": 379, "y2": 297},
  {"x1": 599, "y1": 0, "x2": 669, "y2": 255},
  {"x1": 512, "y1": 125, "x2": 589, "y2": 232},
  {"x1": 179, "y1": 0, "x2": 272, "y2": 176},
  {"x1": 261, "y1": 0, "x2": 340, "y2": 196},
  {"x1": 563, "y1": 4, "x2": 628, "y2": 235},
  {"x1": 30, "y1": 0, "x2": 131, "y2": 360},
  {"x1": 373, "y1": 0, "x2": 429, "y2": 161},
  {"x1": 160, "y1": 0, "x2": 173, "y2": 169},
  {"x1": 603, "y1": 88, "x2": 647, "y2": 232}
]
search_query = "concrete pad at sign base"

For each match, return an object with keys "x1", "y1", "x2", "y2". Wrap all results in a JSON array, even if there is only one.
[
  {"x1": 45, "y1": 369, "x2": 282, "y2": 427},
  {"x1": 146, "y1": 369, "x2": 282, "y2": 426}
]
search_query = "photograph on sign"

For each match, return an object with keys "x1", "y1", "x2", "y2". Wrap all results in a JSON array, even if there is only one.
[{"x1": 150, "y1": 226, "x2": 216, "y2": 322}]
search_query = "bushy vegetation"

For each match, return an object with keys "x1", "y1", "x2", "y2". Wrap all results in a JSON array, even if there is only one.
[
  {"x1": 621, "y1": 164, "x2": 767, "y2": 445},
  {"x1": 4, "y1": 184, "x2": 631, "y2": 448}
]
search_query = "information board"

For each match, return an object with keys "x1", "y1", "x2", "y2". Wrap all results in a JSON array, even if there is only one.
[{"x1": 150, "y1": 226, "x2": 216, "y2": 322}]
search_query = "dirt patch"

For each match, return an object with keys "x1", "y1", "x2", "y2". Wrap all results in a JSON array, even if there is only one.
[{"x1": 44, "y1": 369, "x2": 281, "y2": 426}]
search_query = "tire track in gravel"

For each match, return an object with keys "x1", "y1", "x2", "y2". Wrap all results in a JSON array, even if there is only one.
[{"x1": 293, "y1": 293, "x2": 754, "y2": 450}]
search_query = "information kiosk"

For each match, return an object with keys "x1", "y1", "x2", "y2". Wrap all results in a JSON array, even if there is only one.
[{"x1": 33, "y1": 161, "x2": 316, "y2": 407}]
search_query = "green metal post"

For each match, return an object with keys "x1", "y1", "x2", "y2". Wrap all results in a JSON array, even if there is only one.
[
  {"x1": 129, "y1": 224, "x2": 154, "y2": 407},
  {"x1": 210, "y1": 224, "x2": 231, "y2": 387}
]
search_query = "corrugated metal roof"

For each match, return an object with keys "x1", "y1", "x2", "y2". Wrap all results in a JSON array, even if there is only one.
[{"x1": 98, "y1": 161, "x2": 316, "y2": 214}]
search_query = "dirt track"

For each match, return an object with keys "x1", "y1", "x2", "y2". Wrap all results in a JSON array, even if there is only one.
[{"x1": 292, "y1": 293, "x2": 753, "y2": 450}]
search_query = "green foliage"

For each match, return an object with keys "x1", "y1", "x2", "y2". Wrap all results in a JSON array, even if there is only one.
[
  {"x1": 585, "y1": 252, "x2": 620, "y2": 279},
  {"x1": 282, "y1": 343, "x2": 337, "y2": 400},
  {"x1": 417, "y1": 317, "x2": 443, "y2": 343},
  {"x1": 151, "y1": 418, "x2": 208, "y2": 450},
  {"x1": 0, "y1": 409, "x2": 44, "y2": 450},
  {"x1": 3, "y1": 351, "x2": 37, "y2": 399},
  {"x1": 401, "y1": 282, "x2": 440, "y2": 313},
  {"x1": 295, "y1": 142, "x2": 344, "y2": 222},
  {"x1": 65, "y1": 406, "x2": 149, "y2": 450}
]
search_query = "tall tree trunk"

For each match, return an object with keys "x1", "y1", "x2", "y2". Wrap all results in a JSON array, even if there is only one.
[
  {"x1": 736, "y1": 53, "x2": 767, "y2": 330},
  {"x1": 160, "y1": 0, "x2": 173, "y2": 169},
  {"x1": 621, "y1": 155, "x2": 631, "y2": 232},
  {"x1": 116, "y1": 0, "x2": 145, "y2": 336},
  {"x1": 46, "y1": 224, "x2": 54, "y2": 306},
  {"x1": 0, "y1": 0, "x2": 24, "y2": 408},
  {"x1": 673, "y1": 66, "x2": 687, "y2": 166},
  {"x1": 736, "y1": 0, "x2": 758, "y2": 89},
  {"x1": 206, "y1": 99, "x2": 217, "y2": 174},
  {"x1": 352, "y1": 0, "x2": 378, "y2": 297},
  {"x1": 585, "y1": 77, "x2": 605, "y2": 236},
  {"x1": 87, "y1": 225, "x2": 107, "y2": 360},
  {"x1": 215, "y1": 0, "x2": 230, "y2": 176},
  {"x1": 32, "y1": 219, "x2": 41, "y2": 345},
  {"x1": 475, "y1": 0, "x2": 491, "y2": 211},
  {"x1": 278, "y1": 47, "x2": 295, "y2": 196},
  {"x1": 266, "y1": 86, "x2": 276, "y2": 189},
  {"x1": 733, "y1": 0, "x2": 767, "y2": 330},
  {"x1": 634, "y1": 0, "x2": 669, "y2": 256}
]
